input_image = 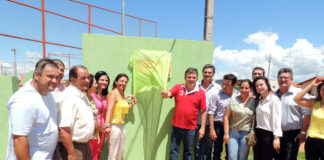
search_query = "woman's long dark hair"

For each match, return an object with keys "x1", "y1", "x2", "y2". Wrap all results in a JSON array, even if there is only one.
[
  {"x1": 316, "y1": 80, "x2": 324, "y2": 101},
  {"x1": 253, "y1": 76, "x2": 272, "y2": 107},
  {"x1": 95, "y1": 71, "x2": 110, "y2": 96},
  {"x1": 89, "y1": 74, "x2": 95, "y2": 89},
  {"x1": 112, "y1": 73, "x2": 129, "y2": 92}
]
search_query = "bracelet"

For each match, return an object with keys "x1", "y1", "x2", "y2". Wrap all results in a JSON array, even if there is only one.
[
  {"x1": 105, "y1": 123, "x2": 111, "y2": 127},
  {"x1": 300, "y1": 131, "x2": 306, "y2": 135}
]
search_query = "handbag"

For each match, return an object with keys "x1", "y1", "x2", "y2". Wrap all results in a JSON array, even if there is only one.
[{"x1": 245, "y1": 111, "x2": 257, "y2": 146}]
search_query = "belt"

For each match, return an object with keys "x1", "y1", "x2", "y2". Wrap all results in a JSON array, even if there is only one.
[
  {"x1": 283, "y1": 129, "x2": 301, "y2": 134},
  {"x1": 215, "y1": 121, "x2": 223, "y2": 125},
  {"x1": 59, "y1": 141, "x2": 88, "y2": 145}
]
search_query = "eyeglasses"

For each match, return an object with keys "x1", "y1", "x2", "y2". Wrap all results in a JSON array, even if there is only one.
[{"x1": 278, "y1": 76, "x2": 291, "y2": 80}]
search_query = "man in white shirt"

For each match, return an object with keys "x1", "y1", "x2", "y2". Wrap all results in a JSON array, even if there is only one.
[
  {"x1": 274, "y1": 68, "x2": 311, "y2": 160},
  {"x1": 194, "y1": 64, "x2": 221, "y2": 160},
  {"x1": 52, "y1": 59, "x2": 66, "y2": 160},
  {"x1": 6, "y1": 59, "x2": 60, "y2": 160},
  {"x1": 58, "y1": 65, "x2": 95, "y2": 160},
  {"x1": 52, "y1": 59, "x2": 66, "y2": 101}
]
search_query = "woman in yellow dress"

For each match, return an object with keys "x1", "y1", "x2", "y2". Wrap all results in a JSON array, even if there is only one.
[{"x1": 104, "y1": 73, "x2": 137, "y2": 160}]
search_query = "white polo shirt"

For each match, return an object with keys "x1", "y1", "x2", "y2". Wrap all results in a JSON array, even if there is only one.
[{"x1": 58, "y1": 84, "x2": 95, "y2": 142}]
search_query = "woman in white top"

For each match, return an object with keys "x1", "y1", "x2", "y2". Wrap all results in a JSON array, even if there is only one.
[{"x1": 252, "y1": 76, "x2": 282, "y2": 160}]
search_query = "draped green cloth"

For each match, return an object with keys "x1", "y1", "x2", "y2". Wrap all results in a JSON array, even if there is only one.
[
  {"x1": 128, "y1": 49, "x2": 171, "y2": 160},
  {"x1": 129, "y1": 49, "x2": 171, "y2": 93}
]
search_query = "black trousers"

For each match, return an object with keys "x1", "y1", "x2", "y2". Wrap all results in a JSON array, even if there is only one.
[
  {"x1": 58, "y1": 142, "x2": 93, "y2": 160},
  {"x1": 305, "y1": 137, "x2": 324, "y2": 160},
  {"x1": 274, "y1": 129, "x2": 300, "y2": 160},
  {"x1": 253, "y1": 128, "x2": 276, "y2": 160},
  {"x1": 194, "y1": 125, "x2": 213, "y2": 160}
]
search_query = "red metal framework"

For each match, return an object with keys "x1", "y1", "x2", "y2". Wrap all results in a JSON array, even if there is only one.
[
  {"x1": 48, "y1": 53, "x2": 82, "y2": 71},
  {"x1": 0, "y1": 0, "x2": 158, "y2": 59}
]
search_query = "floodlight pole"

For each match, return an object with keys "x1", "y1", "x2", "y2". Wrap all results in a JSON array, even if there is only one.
[
  {"x1": 204, "y1": 0, "x2": 214, "y2": 41},
  {"x1": 267, "y1": 52, "x2": 272, "y2": 79},
  {"x1": 11, "y1": 48, "x2": 17, "y2": 76},
  {"x1": 1, "y1": 61, "x2": 3, "y2": 75}
]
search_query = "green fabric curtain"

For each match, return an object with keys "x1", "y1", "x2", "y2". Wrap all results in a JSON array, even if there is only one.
[
  {"x1": 129, "y1": 49, "x2": 171, "y2": 93},
  {"x1": 128, "y1": 49, "x2": 171, "y2": 160}
]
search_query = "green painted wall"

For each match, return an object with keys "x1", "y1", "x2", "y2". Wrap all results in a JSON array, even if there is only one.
[
  {"x1": 82, "y1": 34, "x2": 214, "y2": 160},
  {"x1": 0, "y1": 76, "x2": 19, "y2": 159}
]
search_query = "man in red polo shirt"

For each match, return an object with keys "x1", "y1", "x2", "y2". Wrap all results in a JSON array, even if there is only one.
[{"x1": 161, "y1": 67, "x2": 207, "y2": 160}]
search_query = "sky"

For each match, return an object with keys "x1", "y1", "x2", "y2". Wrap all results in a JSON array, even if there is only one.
[{"x1": 0, "y1": 0, "x2": 323, "y2": 82}]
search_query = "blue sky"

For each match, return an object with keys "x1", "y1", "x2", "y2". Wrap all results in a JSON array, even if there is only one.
[{"x1": 0, "y1": 0, "x2": 323, "y2": 82}]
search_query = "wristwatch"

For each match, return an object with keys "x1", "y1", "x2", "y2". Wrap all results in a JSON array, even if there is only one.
[
  {"x1": 300, "y1": 131, "x2": 306, "y2": 135},
  {"x1": 105, "y1": 123, "x2": 111, "y2": 127}
]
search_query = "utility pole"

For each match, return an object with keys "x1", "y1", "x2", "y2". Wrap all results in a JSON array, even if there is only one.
[
  {"x1": 11, "y1": 48, "x2": 17, "y2": 76},
  {"x1": 1, "y1": 61, "x2": 3, "y2": 75},
  {"x1": 204, "y1": 0, "x2": 214, "y2": 41},
  {"x1": 267, "y1": 52, "x2": 272, "y2": 79},
  {"x1": 121, "y1": 0, "x2": 125, "y2": 35}
]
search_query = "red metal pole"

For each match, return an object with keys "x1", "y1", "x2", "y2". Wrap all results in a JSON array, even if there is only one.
[
  {"x1": 139, "y1": 19, "x2": 141, "y2": 37},
  {"x1": 88, "y1": 5, "x2": 91, "y2": 34},
  {"x1": 8, "y1": 0, "x2": 121, "y2": 35},
  {"x1": 0, "y1": 33, "x2": 82, "y2": 50},
  {"x1": 42, "y1": 0, "x2": 46, "y2": 58}
]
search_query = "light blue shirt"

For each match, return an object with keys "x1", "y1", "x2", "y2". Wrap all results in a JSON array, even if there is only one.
[
  {"x1": 197, "y1": 81, "x2": 221, "y2": 125},
  {"x1": 6, "y1": 82, "x2": 58, "y2": 160},
  {"x1": 275, "y1": 86, "x2": 311, "y2": 131},
  {"x1": 207, "y1": 89, "x2": 238, "y2": 122}
]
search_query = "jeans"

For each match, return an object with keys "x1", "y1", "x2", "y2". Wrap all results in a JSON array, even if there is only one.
[
  {"x1": 212, "y1": 122, "x2": 228, "y2": 160},
  {"x1": 227, "y1": 129, "x2": 250, "y2": 160},
  {"x1": 274, "y1": 129, "x2": 300, "y2": 160},
  {"x1": 305, "y1": 137, "x2": 324, "y2": 160},
  {"x1": 170, "y1": 126, "x2": 196, "y2": 160},
  {"x1": 194, "y1": 125, "x2": 213, "y2": 160}
]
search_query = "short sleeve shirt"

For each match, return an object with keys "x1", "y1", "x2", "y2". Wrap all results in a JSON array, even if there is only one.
[
  {"x1": 6, "y1": 82, "x2": 58, "y2": 160},
  {"x1": 275, "y1": 86, "x2": 311, "y2": 131},
  {"x1": 58, "y1": 85, "x2": 95, "y2": 142},
  {"x1": 169, "y1": 84, "x2": 206, "y2": 130},
  {"x1": 228, "y1": 97, "x2": 255, "y2": 131}
]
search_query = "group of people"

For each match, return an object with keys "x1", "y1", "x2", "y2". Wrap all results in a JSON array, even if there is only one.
[
  {"x1": 161, "y1": 65, "x2": 324, "y2": 160},
  {"x1": 5, "y1": 58, "x2": 324, "y2": 160},
  {"x1": 6, "y1": 58, "x2": 137, "y2": 160}
]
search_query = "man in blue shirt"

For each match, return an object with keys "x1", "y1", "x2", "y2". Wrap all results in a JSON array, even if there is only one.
[{"x1": 208, "y1": 74, "x2": 238, "y2": 160}]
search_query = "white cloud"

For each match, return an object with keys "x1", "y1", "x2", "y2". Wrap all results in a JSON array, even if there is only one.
[
  {"x1": 213, "y1": 31, "x2": 324, "y2": 82},
  {"x1": 25, "y1": 51, "x2": 42, "y2": 59}
]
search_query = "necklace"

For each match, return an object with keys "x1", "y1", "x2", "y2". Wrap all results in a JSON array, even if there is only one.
[{"x1": 239, "y1": 95, "x2": 251, "y2": 107}]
